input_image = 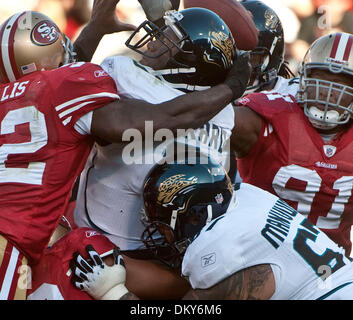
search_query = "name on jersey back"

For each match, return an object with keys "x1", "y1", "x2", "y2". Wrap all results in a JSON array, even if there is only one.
[{"x1": 1, "y1": 81, "x2": 29, "y2": 103}]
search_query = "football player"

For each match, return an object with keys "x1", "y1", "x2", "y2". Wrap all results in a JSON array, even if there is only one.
[
  {"x1": 182, "y1": 0, "x2": 299, "y2": 186},
  {"x1": 71, "y1": 155, "x2": 353, "y2": 300},
  {"x1": 73, "y1": 0, "x2": 180, "y2": 62},
  {"x1": 232, "y1": 31, "x2": 353, "y2": 255},
  {"x1": 237, "y1": 0, "x2": 298, "y2": 96},
  {"x1": 73, "y1": 5, "x2": 250, "y2": 258},
  {"x1": 186, "y1": 0, "x2": 353, "y2": 254},
  {"x1": 0, "y1": 9, "x2": 248, "y2": 299},
  {"x1": 182, "y1": 0, "x2": 298, "y2": 97},
  {"x1": 183, "y1": 0, "x2": 353, "y2": 259}
]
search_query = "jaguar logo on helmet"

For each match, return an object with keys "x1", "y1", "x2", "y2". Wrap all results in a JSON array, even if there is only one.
[
  {"x1": 157, "y1": 174, "x2": 198, "y2": 205},
  {"x1": 31, "y1": 20, "x2": 60, "y2": 46},
  {"x1": 264, "y1": 9, "x2": 278, "y2": 31},
  {"x1": 205, "y1": 31, "x2": 234, "y2": 69}
]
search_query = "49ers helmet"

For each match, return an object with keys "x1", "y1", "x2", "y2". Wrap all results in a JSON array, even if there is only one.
[
  {"x1": 0, "y1": 11, "x2": 75, "y2": 83},
  {"x1": 141, "y1": 153, "x2": 234, "y2": 268},
  {"x1": 126, "y1": 8, "x2": 236, "y2": 86},
  {"x1": 296, "y1": 32, "x2": 353, "y2": 130}
]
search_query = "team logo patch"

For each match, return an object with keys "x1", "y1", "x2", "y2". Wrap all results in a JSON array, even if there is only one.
[
  {"x1": 201, "y1": 253, "x2": 216, "y2": 268},
  {"x1": 237, "y1": 97, "x2": 250, "y2": 105},
  {"x1": 315, "y1": 161, "x2": 337, "y2": 170},
  {"x1": 323, "y1": 145, "x2": 337, "y2": 158},
  {"x1": 94, "y1": 70, "x2": 108, "y2": 78},
  {"x1": 215, "y1": 193, "x2": 224, "y2": 204},
  {"x1": 85, "y1": 230, "x2": 100, "y2": 238},
  {"x1": 31, "y1": 20, "x2": 60, "y2": 45}
]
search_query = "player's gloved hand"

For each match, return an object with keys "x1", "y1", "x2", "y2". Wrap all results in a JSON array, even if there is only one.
[
  {"x1": 224, "y1": 51, "x2": 251, "y2": 101},
  {"x1": 70, "y1": 245, "x2": 129, "y2": 300},
  {"x1": 138, "y1": 0, "x2": 180, "y2": 26}
]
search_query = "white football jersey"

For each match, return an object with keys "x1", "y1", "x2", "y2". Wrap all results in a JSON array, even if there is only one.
[
  {"x1": 270, "y1": 75, "x2": 299, "y2": 97},
  {"x1": 182, "y1": 183, "x2": 353, "y2": 300},
  {"x1": 74, "y1": 56, "x2": 234, "y2": 250}
]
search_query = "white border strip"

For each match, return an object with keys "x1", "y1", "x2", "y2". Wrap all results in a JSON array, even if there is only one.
[
  {"x1": 55, "y1": 92, "x2": 119, "y2": 111},
  {"x1": 0, "y1": 246, "x2": 19, "y2": 300},
  {"x1": 59, "y1": 100, "x2": 95, "y2": 119}
]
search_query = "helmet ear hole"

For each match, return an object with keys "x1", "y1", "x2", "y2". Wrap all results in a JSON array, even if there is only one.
[
  {"x1": 174, "y1": 195, "x2": 186, "y2": 207},
  {"x1": 187, "y1": 207, "x2": 203, "y2": 225}
]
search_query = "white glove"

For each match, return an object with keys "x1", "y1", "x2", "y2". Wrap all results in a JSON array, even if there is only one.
[
  {"x1": 71, "y1": 245, "x2": 129, "y2": 300},
  {"x1": 138, "y1": 0, "x2": 179, "y2": 22}
]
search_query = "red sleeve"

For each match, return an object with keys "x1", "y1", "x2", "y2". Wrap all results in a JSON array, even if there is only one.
[
  {"x1": 47, "y1": 62, "x2": 119, "y2": 132},
  {"x1": 237, "y1": 92, "x2": 297, "y2": 122}
]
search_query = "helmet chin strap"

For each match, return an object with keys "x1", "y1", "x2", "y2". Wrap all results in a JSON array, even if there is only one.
[
  {"x1": 170, "y1": 210, "x2": 178, "y2": 230},
  {"x1": 62, "y1": 34, "x2": 76, "y2": 64},
  {"x1": 206, "y1": 205, "x2": 213, "y2": 224}
]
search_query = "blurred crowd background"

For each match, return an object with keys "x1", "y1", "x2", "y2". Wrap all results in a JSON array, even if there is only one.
[{"x1": 0, "y1": 0, "x2": 352, "y2": 74}]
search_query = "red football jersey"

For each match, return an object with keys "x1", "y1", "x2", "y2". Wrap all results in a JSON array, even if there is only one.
[
  {"x1": 0, "y1": 62, "x2": 118, "y2": 263},
  {"x1": 27, "y1": 227, "x2": 116, "y2": 300},
  {"x1": 237, "y1": 92, "x2": 353, "y2": 255}
]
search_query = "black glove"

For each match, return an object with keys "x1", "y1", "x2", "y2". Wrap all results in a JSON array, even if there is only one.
[{"x1": 224, "y1": 52, "x2": 251, "y2": 101}]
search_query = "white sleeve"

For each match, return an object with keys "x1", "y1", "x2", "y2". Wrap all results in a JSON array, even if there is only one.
[
  {"x1": 74, "y1": 111, "x2": 93, "y2": 135},
  {"x1": 101, "y1": 55, "x2": 184, "y2": 103}
]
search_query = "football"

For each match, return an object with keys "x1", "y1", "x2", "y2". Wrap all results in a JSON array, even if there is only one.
[{"x1": 183, "y1": 0, "x2": 258, "y2": 50}]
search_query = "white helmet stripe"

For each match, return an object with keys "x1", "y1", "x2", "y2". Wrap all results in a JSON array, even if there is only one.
[
  {"x1": 330, "y1": 33, "x2": 353, "y2": 62},
  {"x1": 1, "y1": 12, "x2": 23, "y2": 82},
  {"x1": 335, "y1": 33, "x2": 351, "y2": 61}
]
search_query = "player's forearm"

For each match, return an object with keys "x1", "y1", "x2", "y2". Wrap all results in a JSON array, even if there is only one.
[
  {"x1": 73, "y1": 22, "x2": 104, "y2": 62},
  {"x1": 92, "y1": 84, "x2": 234, "y2": 144},
  {"x1": 153, "y1": 83, "x2": 234, "y2": 130}
]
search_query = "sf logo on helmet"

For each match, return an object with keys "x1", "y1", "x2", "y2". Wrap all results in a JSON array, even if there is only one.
[{"x1": 31, "y1": 21, "x2": 60, "y2": 45}]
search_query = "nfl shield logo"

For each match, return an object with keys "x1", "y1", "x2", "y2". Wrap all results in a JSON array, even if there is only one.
[
  {"x1": 215, "y1": 193, "x2": 224, "y2": 204},
  {"x1": 323, "y1": 145, "x2": 336, "y2": 158}
]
